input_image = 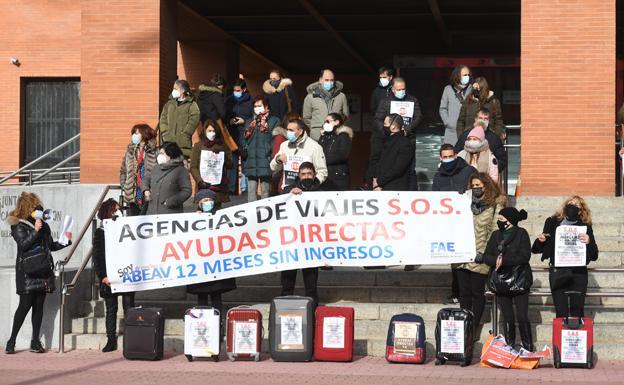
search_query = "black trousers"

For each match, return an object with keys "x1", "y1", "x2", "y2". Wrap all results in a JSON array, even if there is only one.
[
  {"x1": 9, "y1": 292, "x2": 46, "y2": 342},
  {"x1": 550, "y1": 267, "x2": 588, "y2": 317},
  {"x1": 197, "y1": 292, "x2": 223, "y2": 314},
  {"x1": 281, "y1": 268, "x2": 319, "y2": 307},
  {"x1": 451, "y1": 267, "x2": 459, "y2": 298},
  {"x1": 104, "y1": 293, "x2": 135, "y2": 338},
  {"x1": 456, "y1": 269, "x2": 487, "y2": 328},
  {"x1": 497, "y1": 292, "x2": 529, "y2": 324}
]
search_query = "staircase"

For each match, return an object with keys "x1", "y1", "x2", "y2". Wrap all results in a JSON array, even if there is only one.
[{"x1": 64, "y1": 196, "x2": 624, "y2": 359}]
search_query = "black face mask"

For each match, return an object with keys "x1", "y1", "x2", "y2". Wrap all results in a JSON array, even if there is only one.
[
  {"x1": 472, "y1": 187, "x2": 484, "y2": 198},
  {"x1": 383, "y1": 125, "x2": 392, "y2": 136},
  {"x1": 300, "y1": 178, "x2": 315, "y2": 190},
  {"x1": 497, "y1": 220, "x2": 510, "y2": 232},
  {"x1": 440, "y1": 159, "x2": 457, "y2": 171},
  {"x1": 473, "y1": 88, "x2": 481, "y2": 98},
  {"x1": 564, "y1": 204, "x2": 580, "y2": 220},
  {"x1": 269, "y1": 79, "x2": 280, "y2": 88}
]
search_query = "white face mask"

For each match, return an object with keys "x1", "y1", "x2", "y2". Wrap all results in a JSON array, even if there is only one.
[
  {"x1": 157, "y1": 154, "x2": 168, "y2": 165},
  {"x1": 206, "y1": 131, "x2": 216, "y2": 141},
  {"x1": 171, "y1": 89, "x2": 181, "y2": 99},
  {"x1": 323, "y1": 122, "x2": 335, "y2": 132},
  {"x1": 477, "y1": 119, "x2": 490, "y2": 128},
  {"x1": 254, "y1": 106, "x2": 265, "y2": 115},
  {"x1": 379, "y1": 78, "x2": 390, "y2": 87}
]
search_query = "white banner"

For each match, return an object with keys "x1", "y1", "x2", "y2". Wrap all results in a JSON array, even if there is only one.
[{"x1": 104, "y1": 191, "x2": 476, "y2": 293}]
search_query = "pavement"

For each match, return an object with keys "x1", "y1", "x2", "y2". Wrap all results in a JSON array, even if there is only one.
[{"x1": 1, "y1": 350, "x2": 623, "y2": 385}]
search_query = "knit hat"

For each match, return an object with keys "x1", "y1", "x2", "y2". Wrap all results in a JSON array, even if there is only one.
[
  {"x1": 467, "y1": 126, "x2": 486, "y2": 141},
  {"x1": 499, "y1": 207, "x2": 528, "y2": 226},
  {"x1": 193, "y1": 189, "x2": 216, "y2": 203}
]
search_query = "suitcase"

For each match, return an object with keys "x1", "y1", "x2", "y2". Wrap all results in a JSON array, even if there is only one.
[
  {"x1": 314, "y1": 306, "x2": 354, "y2": 362},
  {"x1": 553, "y1": 291, "x2": 594, "y2": 369},
  {"x1": 123, "y1": 307, "x2": 164, "y2": 361},
  {"x1": 184, "y1": 307, "x2": 221, "y2": 362},
  {"x1": 385, "y1": 313, "x2": 427, "y2": 364},
  {"x1": 435, "y1": 308, "x2": 474, "y2": 367},
  {"x1": 226, "y1": 306, "x2": 263, "y2": 361},
  {"x1": 269, "y1": 296, "x2": 315, "y2": 362}
]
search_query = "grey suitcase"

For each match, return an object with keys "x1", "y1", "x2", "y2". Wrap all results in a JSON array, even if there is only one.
[{"x1": 269, "y1": 296, "x2": 314, "y2": 362}]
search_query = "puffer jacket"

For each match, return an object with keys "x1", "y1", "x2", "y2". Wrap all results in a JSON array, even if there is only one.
[
  {"x1": 141, "y1": 157, "x2": 192, "y2": 215},
  {"x1": 262, "y1": 78, "x2": 299, "y2": 120},
  {"x1": 196, "y1": 85, "x2": 226, "y2": 123},
  {"x1": 318, "y1": 125, "x2": 353, "y2": 190},
  {"x1": 159, "y1": 96, "x2": 200, "y2": 158},
  {"x1": 119, "y1": 140, "x2": 158, "y2": 206},
  {"x1": 302, "y1": 81, "x2": 350, "y2": 141}
]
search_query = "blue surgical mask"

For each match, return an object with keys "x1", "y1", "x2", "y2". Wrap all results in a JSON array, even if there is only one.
[
  {"x1": 441, "y1": 158, "x2": 455, "y2": 163},
  {"x1": 461, "y1": 75, "x2": 470, "y2": 86},
  {"x1": 233, "y1": 91, "x2": 243, "y2": 99},
  {"x1": 287, "y1": 131, "x2": 297, "y2": 143},
  {"x1": 323, "y1": 81, "x2": 334, "y2": 91},
  {"x1": 131, "y1": 133, "x2": 141, "y2": 145},
  {"x1": 394, "y1": 90, "x2": 406, "y2": 99},
  {"x1": 202, "y1": 201, "x2": 214, "y2": 213}
]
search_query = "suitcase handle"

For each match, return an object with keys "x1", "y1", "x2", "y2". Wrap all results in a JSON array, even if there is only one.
[
  {"x1": 186, "y1": 307, "x2": 220, "y2": 318},
  {"x1": 564, "y1": 291, "x2": 583, "y2": 324}
]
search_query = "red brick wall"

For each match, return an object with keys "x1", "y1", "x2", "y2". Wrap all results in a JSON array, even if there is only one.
[
  {"x1": 0, "y1": 1, "x2": 81, "y2": 171},
  {"x1": 521, "y1": 0, "x2": 616, "y2": 195}
]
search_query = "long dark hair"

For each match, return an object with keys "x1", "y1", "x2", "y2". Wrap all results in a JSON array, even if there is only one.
[
  {"x1": 469, "y1": 172, "x2": 505, "y2": 207},
  {"x1": 449, "y1": 65, "x2": 470, "y2": 86},
  {"x1": 199, "y1": 119, "x2": 224, "y2": 145}
]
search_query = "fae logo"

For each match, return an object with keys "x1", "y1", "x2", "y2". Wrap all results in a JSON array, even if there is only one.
[{"x1": 430, "y1": 242, "x2": 455, "y2": 257}]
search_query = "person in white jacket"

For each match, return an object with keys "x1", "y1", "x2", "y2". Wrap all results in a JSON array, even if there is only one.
[{"x1": 270, "y1": 118, "x2": 328, "y2": 189}]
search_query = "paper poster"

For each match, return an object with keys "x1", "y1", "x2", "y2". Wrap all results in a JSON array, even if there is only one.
[
  {"x1": 199, "y1": 150, "x2": 225, "y2": 185},
  {"x1": 554, "y1": 225, "x2": 587, "y2": 267},
  {"x1": 481, "y1": 335, "x2": 518, "y2": 368},
  {"x1": 561, "y1": 329, "x2": 587, "y2": 364},
  {"x1": 390, "y1": 101, "x2": 415, "y2": 118},
  {"x1": 393, "y1": 322, "x2": 418, "y2": 355},
  {"x1": 279, "y1": 313, "x2": 303, "y2": 349},
  {"x1": 233, "y1": 321, "x2": 258, "y2": 354},
  {"x1": 57, "y1": 215, "x2": 74, "y2": 246},
  {"x1": 184, "y1": 309, "x2": 220, "y2": 356},
  {"x1": 322, "y1": 317, "x2": 345, "y2": 349},
  {"x1": 440, "y1": 320, "x2": 464, "y2": 354},
  {"x1": 283, "y1": 154, "x2": 311, "y2": 188}
]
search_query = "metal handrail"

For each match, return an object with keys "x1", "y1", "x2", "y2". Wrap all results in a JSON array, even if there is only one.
[
  {"x1": 57, "y1": 184, "x2": 120, "y2": 353},
  {"x1": 0, "y1": 166, "x2": 79, "y2": 175},
  {"x1": 0, "y1": 134, "x2": 80, "y2": 184},
  {"x1": 28, "y1": 152, "x2": 80, "y2": 185}
]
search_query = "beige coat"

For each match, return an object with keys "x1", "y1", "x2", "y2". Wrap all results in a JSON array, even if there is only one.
[{"x1": 302, "y1": 81, "x2": 349, "y2": 141}]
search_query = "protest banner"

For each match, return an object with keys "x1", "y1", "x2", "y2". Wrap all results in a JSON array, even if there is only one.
[{"x1": 104, "y1": 191, "x2": 476, "y2": 293}]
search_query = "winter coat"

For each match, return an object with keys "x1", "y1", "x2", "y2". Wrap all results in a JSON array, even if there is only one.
[
  {"x1": 374, "y1": 132, "x2": 414, "y2": 191},
  {"x1": 618, "y1": 101, "x2": 624, "y2": 125},
  {"x1": 241, "y1": 115, "x2": 279, "y2": 178},
  {"x1": 457, "y1": 146, "x2": 499, "y2": 183},
  {"x1": 262, "y1": 78, "x2": 299, "y2": 120},
  {"x1": 8, "y1": 216, "x2": 70, "y2": 295},
  {"x1": 318, "y1": 125, "x2": 353, "y2": 190},
  {"x1": 197, "y1": 85, "x2": 226, "y2": 123},
  {"x1": 141, "y1": 157, "x2": 192, "y2": 215},
  {"x1": 92, "y1": 226, "x2": 130, "y2": 298},
  {"x1": 484, "y1": 227, "x2": 532, "y2": 268},
  {"x1": 432, "y1": 157, "x2": 477, "y2": 193},
  {"x1": 119, "y1": 140, "x2": 158, "y2": 206},
  {"x1": 455, "y1": 128, "x2": 508, "y2": 172},
  {"x1": 370, "y1": 84, "x2": 392, "y2": 113},
  {"x1": 456, "y1": 199, "x2": 505, "y2": 275},
  {"x1": 531, "y1": 217, "x2": 598, "y2": 266},
  {"x1": 159, "y1": 96, "x2": 200, "y2": 158},
  {"x1": 374, "y1": 93, "x2": 422, "y2": 142},
  {"x1": 302, "y1": 81, "x2": 349, "y2": 141},
  {"x1": 456, "y1": 92, "x2": 505, "y2": 137},
  {"x1": 270, "y1": 132, "x2": 328, "y2": 187},
  {"x1": 439, "y1": 84, "x2": 472, "y2": 145},
  {"x1": 225, "y1": 92, "x2": 254, "y2": 145},
  {"x1": 190, "y1": 140, "x2": 233, "y2": 204}
]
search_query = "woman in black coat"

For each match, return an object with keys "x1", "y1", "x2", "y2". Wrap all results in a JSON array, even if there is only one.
[
  {"x1": 5, "y1": 192, "x2": 72, "y2": 354},
  {"x1": 531, "y1": 196, "x2": 598, "y2": 318},
  {"x1": 318, "y1": 113, "x2": 353, "y2": 190},
  {"x1": 483, "y1": 207, "x2": 533, "y2": 351},
  {"x1": 92, "y1": 198, "x2": 135, "y2": 353},
  {"x1": 372, "y1": 114, "x2": 415, "y2": 191}
]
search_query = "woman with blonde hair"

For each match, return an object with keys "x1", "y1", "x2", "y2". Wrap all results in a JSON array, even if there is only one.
[{"x1": 532, "y1": 196, "x2": 598, "y2": 318}]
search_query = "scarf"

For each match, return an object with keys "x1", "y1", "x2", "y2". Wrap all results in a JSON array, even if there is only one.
[
  {"x1": 134, "y1": 146, "x2": 145, "y2": 205},
  {"x1": 471, "y1": 195, "x2": 489, "y2": 215},
  {"x1": 244, "y1": 114, "x2": 269, "y2": 139},
  {"x1": 203, "y1": 138, "x2": 216, "y2": 148}
]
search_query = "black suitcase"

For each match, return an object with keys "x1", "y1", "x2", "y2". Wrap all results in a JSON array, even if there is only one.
[
  {"x1": 123, "y1": 307, "x2": 165, "y2": 360},
  {"x1": 435, "y1": 308, "x2": 474, "y2": 367},
  {"x1": 269, "y1": 296, "x2": 315, "y2": 362}
]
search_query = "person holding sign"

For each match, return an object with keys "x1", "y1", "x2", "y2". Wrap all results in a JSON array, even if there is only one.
[
  {"x1": 190, "y1": 119, "x2": 233, "y2": 209},
  {"x1": 318, "y1": 113, "x2": 353, "y2": 190},
  {"x1": 371, "y1": 114, "x2": 414, "y2": 191},
  {"x1": 531, "y1": 196, "x2": 598, "y2": 318},
  {"x1": 241, "y1": 96, "x2": 280, "y2": 202},
  {"x1": 483, "y1": 207, "x2": 533, "y2": 351},
  {"x1": 373, "y1": 77, "x2": 422, "y2": 143}
]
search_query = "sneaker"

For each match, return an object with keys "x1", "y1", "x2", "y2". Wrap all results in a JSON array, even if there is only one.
[
  {"x1": 444, "y1": 295, "x2": 459, "y2": 305},
  {"x1": 101, "y1": 337, "x2": 117, "y2": 353},
  {"x1": 5, "y1": 340, "x2": 15, "y2": 354},
  {"x1": 30, "y1": 340, "x2": 45, "y2": 353}
]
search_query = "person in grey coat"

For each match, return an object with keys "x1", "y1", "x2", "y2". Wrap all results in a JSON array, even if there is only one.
[
  {"x1": 302, "y1": 69, "x2": 350, "y2": 141},
  {"x1": 439, "y1": 65, "x2": 472, "y2": 145},
  {"x1": 142, "y1": 142, "x2": 192, "y2": 215}
]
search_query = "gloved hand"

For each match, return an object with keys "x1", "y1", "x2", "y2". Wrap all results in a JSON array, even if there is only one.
[
  {"x1": 198, "y1": 181, "x2": 210, "y2": 190},
  {"x1": 474, "y1": 252, "x2": 484, "y2": 264}
]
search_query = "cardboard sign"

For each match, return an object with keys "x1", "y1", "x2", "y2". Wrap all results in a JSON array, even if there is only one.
[
  {"x1": 322, "y1": 317, "x2": 345, "y2": 349},
  {"x1": 554, "y1": 225, "x2": 587, "y2": 267}
]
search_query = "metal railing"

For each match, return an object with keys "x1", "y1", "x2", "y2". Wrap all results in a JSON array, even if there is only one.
[
  {"x1": 57, "y1": 184, "x2": 121, "y2": 353},
  {"x1": 487, "y1": 267, "x2": 624, "y2": 336},
  {"x1": 502, "y1": 124, "x2": 521, "y2": 195},
  {"x1": 0, "y1": 167, "x2": 80, "y2": 186}
]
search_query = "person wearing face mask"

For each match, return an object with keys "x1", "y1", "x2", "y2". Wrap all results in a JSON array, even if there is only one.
[
  {"x1": 159, "y1": 79, "x2": 200, "y2": 159},
  {"x1": 262, "y1": 69, "x2": 299, "y2": 120},
  {"x1": 532, "y1": 196, "x2": 598, "y2": 318},
  {"x1": 270, "y1": 112, "x2": 302, "y2": 195},
  {"x1": 370, "y1": 66, "x2": 395, "y2": 114},
  {"x1": 318, "y1": 113, "x2": 353, "y2": 190},
  {"x1": 439, "y1": 65, "x2": 472, "y2": 145},
  {"x1": 198, "y1": 74, "x2": 238, "y2": 153},
  {"x1": 432, "y1": 144, "x2": 477, "y2": 193},
  {"x1": 186, "y1": 189, "x2": 236, "y2": 314},
  {"x1": 5, "y1": 192, "x2": 72, "y2": 354},
  {"x1": 240, "y1": 97, "x2": 280, "y2": 202},
  {"x1": 456, "y1": 76, "x2": 505, "y2": 139},
  {"x1": 91, "y1": 199, "x2": 134, "y2": 352},
  {"x1": 119, "y1": 124, "x2": 158, "y2": 216},
  {"x1": 302, "y1": 69, "x2": 350, "y2": 141},
  {"x1": 454, "y1": 172, "x2": 506, "y2": 336},
  {"x1": 371, "y1": 114, "x2": 415, "y2": 191},
  {"x1": 225, "y1": 79, "x2": 254, "y2": 195},
  {"x1": 190, "y1": 120, "x2": 233, "y2": 209},
  {"x1": 141, "y1": 142, "x2": 192, "y2": 215},
  {"x1": 454, "y1": 108, "x2": 507, "y2": 172},
  {"x1": 457, "y1": 122, "x2": 499, "y2": 183},
  {"x1": 483, "y1": 207, "x2": 533, "y2": 351}
]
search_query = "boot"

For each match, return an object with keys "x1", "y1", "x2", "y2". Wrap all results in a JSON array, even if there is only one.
[
  {"x1": 30, "y1": 340, "x2": 45, "y2": 353},
  {"x1": 519, "y1": 322, "x2": 535, "y2": 352},
  {"x1": 5, "y1": 340, "x2": 15, "y2": 354},
  {"x1": 101, "y1": 336, "x2": 117, "y2": 353},
  {"x1": 504, "y1": 322, "x2": 516, "y2": 346}
]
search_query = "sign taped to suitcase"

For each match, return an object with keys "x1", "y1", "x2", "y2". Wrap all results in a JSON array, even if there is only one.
[{"x1": 279, "y1": 312, "x2": 304, "y2": 350}]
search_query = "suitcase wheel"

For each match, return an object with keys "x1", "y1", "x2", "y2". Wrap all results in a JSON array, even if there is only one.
[
  {"x1": 213, "y1": 355, "x2": 220, "y2": 362},
  {"x1": 460, "y1": 360, "x2": 470, "y2": 367},
  {"x1": 185, "y1": 355, "x2": 193, "y2": 362},
  {"x1": 254, "y1": 354, "x2": 260, "y2": 362},
  {"x1": 554, "y1": 361, "x2": 560, "y2": 369},
  {"x1": 228, "y1": 354, "x2": 235, "y2": 362},
  {"x1": 435, "y1": 358, "x2": 446, "y2": 366}
]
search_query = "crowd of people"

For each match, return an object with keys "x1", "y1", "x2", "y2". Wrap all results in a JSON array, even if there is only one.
[{"x1": 4, "y1": 65, "x2": 600, "y2": 357}]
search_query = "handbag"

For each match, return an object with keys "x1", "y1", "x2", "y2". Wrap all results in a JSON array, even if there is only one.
[
  {"x1": 488, "y1": 263, "x2": 533, "y2": 295},
  {"x1": 21, "y1": 246, "x2": 52, "y2": 277}
]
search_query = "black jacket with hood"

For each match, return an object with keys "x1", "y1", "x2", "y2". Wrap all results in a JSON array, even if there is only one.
[
  {"x1": 432, "y1": 157, "x2": 477, "y2": 193},
  {"x1": 197, "y1": 85, "x2": 226, "y2": 124},
  {"x1": 318, "y1": 125, "x2": 353, "y2": 190}
]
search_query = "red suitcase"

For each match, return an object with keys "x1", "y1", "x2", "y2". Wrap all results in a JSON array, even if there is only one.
[
  {"x1": 226, "y1": 306, "x2": 263, "y2": 362},
  {"x1": 552, "y1": 292, "x2": 594, "y2": 369},
  {"x1": 314, "y1": 306, "x2": 354, "y2": 362}
]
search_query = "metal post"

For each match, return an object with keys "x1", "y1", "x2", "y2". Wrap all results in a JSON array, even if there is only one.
[
  {"x1": 90, "y1": 219, "x2": 98, "y2": 301},
  {"x1": 58, "y1": 263, "x2": 66, "y2": 353},
  {"x1": 28, "y1": 170, "x2": 33, "y2": 186},
  {"x1": 491, "y1": 295, "x2": 498, "y2": 335}
]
